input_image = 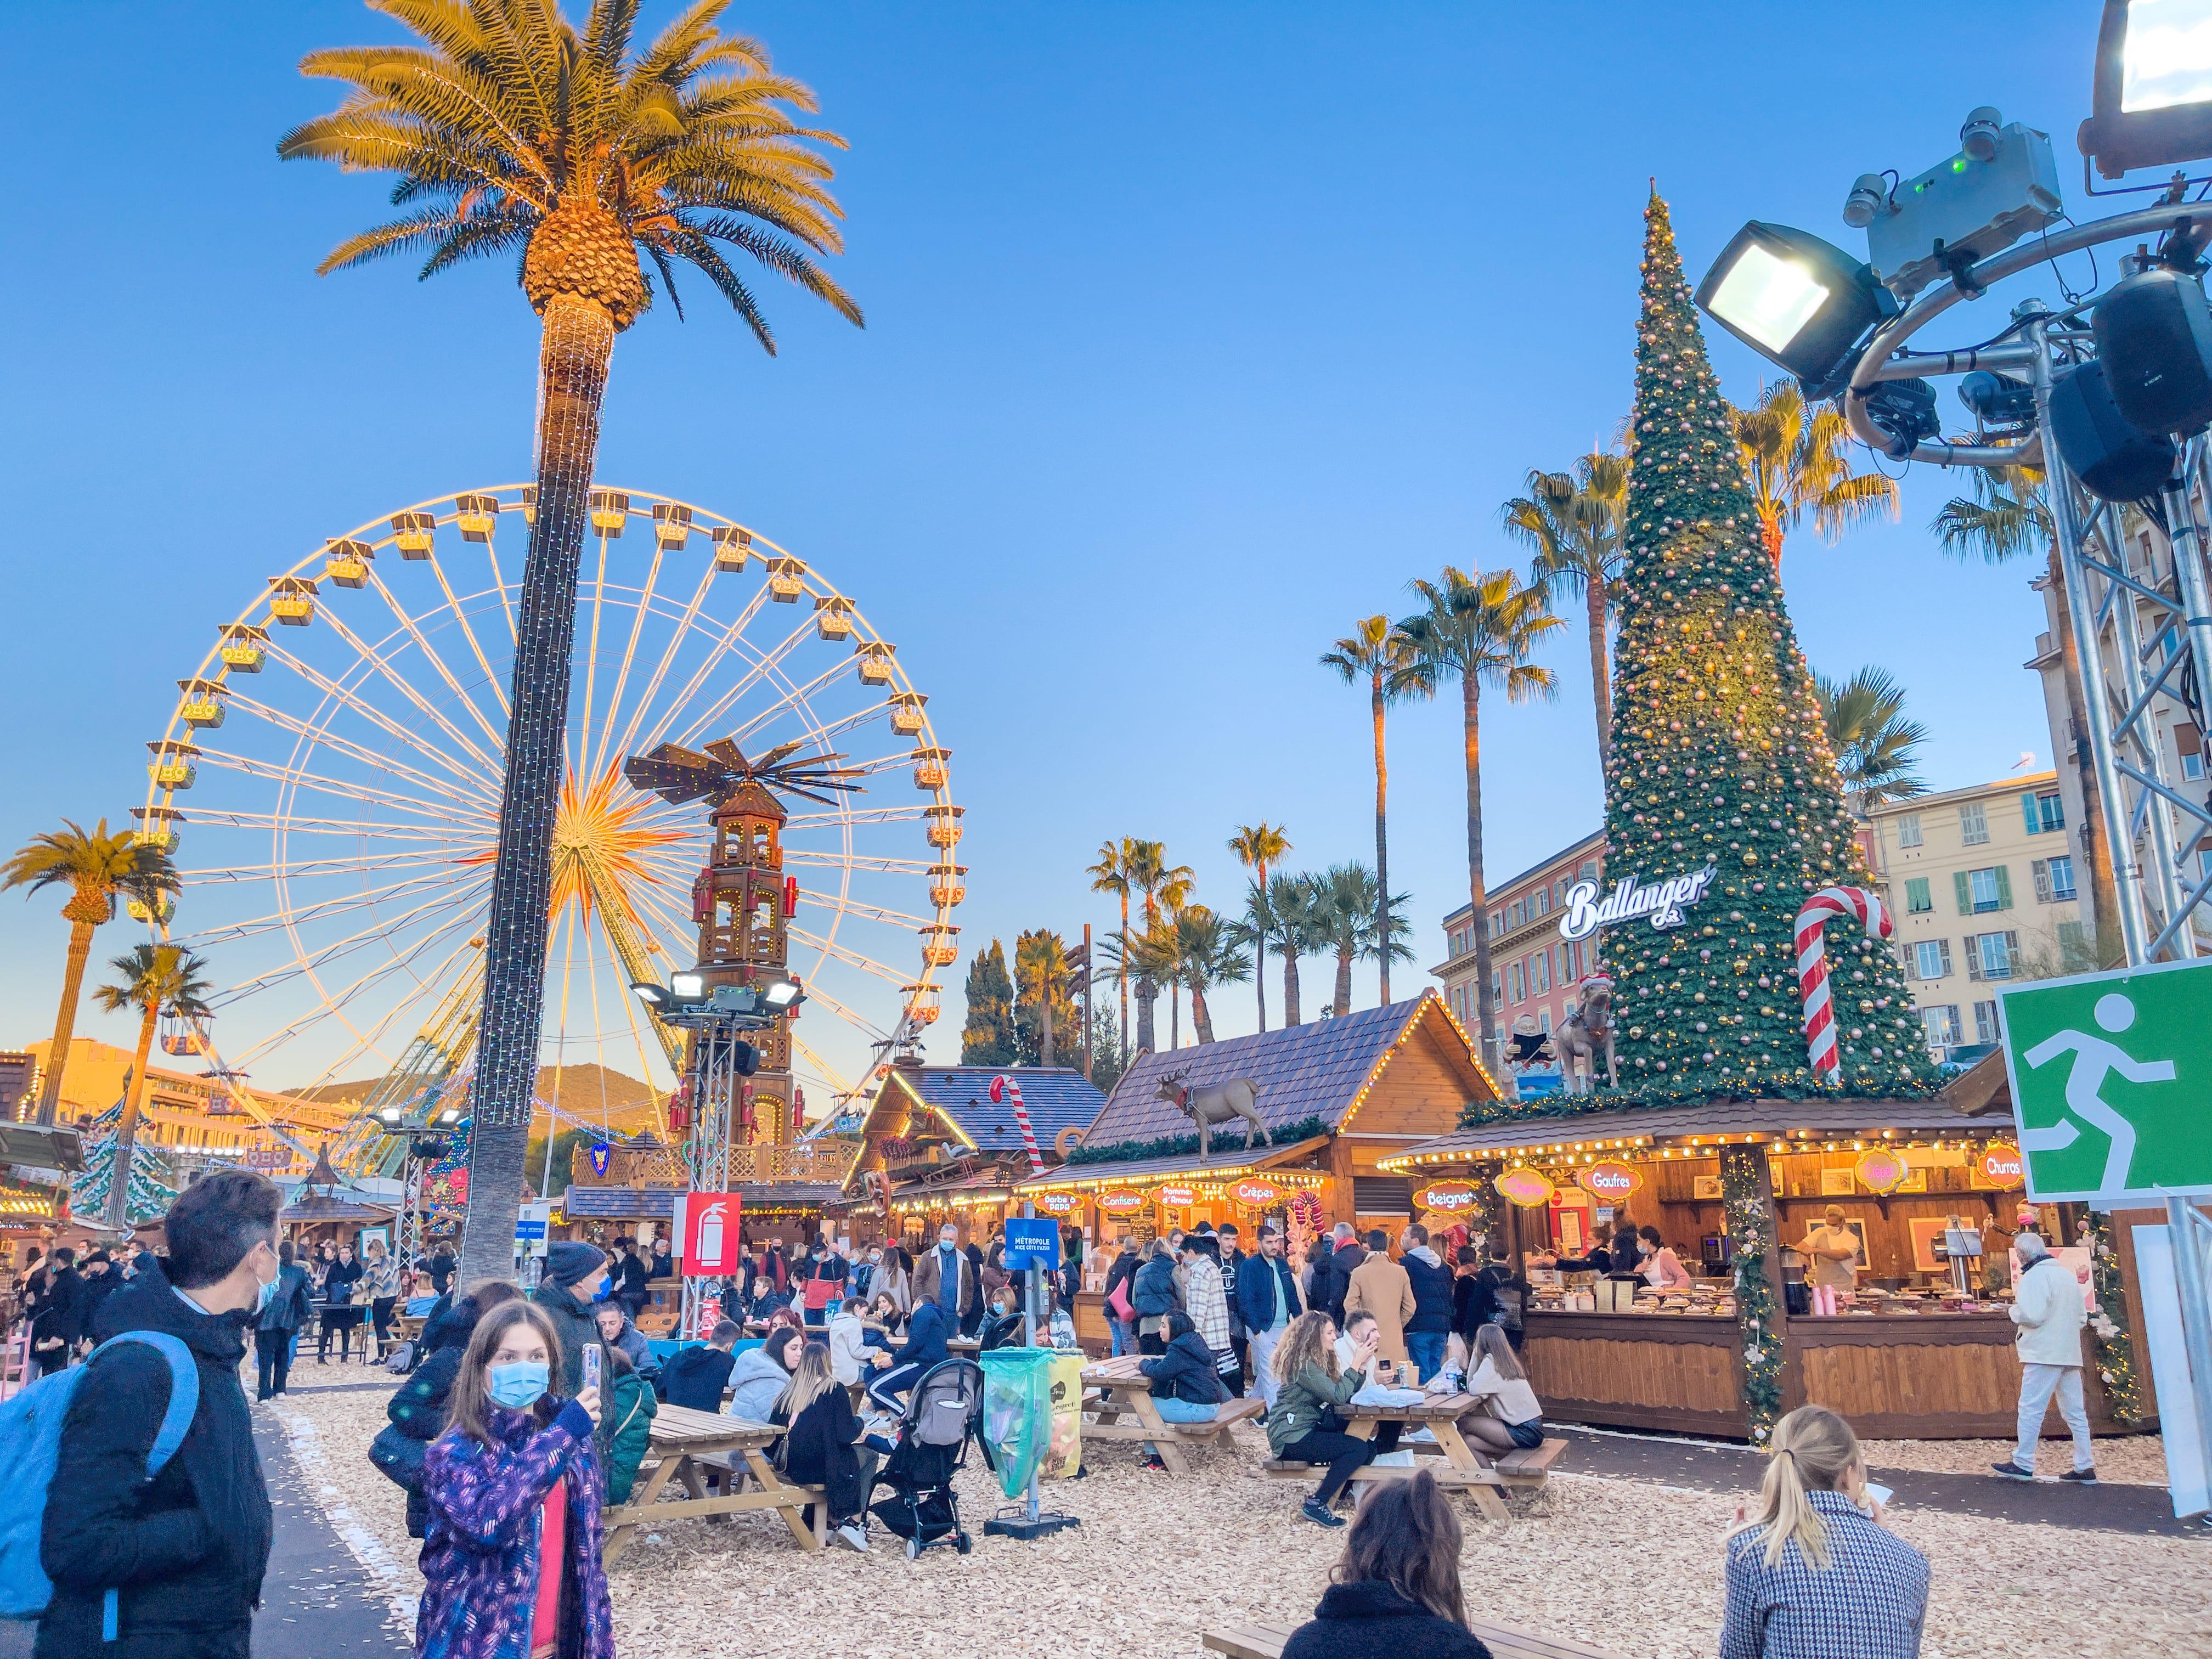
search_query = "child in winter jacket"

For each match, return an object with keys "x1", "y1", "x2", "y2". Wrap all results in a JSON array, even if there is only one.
[
  {"x1": 605, "y1": 1348, "x2": 658, "y2": 1505},
  {"x1": 415, "y1": 1300, "x2": 613, "y2": 1659}
]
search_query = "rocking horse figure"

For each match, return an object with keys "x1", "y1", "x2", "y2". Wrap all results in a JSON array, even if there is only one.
[
  {"x1": 1154, "y1": 1069, "x2": 1270, "y2": 1159},
  {"x1": 1554, "y1": 973, "x2": 1617, "y2": 1097}
]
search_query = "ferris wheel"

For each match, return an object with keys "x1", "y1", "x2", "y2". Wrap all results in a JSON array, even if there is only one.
[{"x1": 136, "y1": 484, "x2": 963, "y2": 1148}]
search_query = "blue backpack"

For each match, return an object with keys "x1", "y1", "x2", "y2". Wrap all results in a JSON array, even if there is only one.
[{"x1": 0, "y1": 1330, "x2": 199, "y2": 1635}]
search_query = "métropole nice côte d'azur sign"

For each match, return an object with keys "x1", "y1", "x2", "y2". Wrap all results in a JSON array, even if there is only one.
[{"x1": 1557, "y1": 864, "x2": 1717, "y2": 943}]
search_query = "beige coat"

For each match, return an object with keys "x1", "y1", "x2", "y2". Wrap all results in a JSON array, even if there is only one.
[{"x1": 1343, "y1": 1251, "x2": 1416, "y2": 1363}]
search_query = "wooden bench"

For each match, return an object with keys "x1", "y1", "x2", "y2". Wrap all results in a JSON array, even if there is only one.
[
  {"x1": 601, "y1": 1406, "x2": 826, "y2": 1559},
  {"x1": 1259, "y1": 1434, "x2": 1566, "y2": 1519},
  {"x1": 1206, "y1": 1613, "x2": 1620, "y2": 1659},
  {"x1": 689, "y1": 1449, "x2": 832, "y2": 1547},
  {"x1": 1079, "y1": 1357, "x2": 1266, "y2": 1474}
]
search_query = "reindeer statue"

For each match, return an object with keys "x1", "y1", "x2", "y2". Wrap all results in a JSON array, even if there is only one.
[
  {"x1": 1553, "y1": 973, "x2": 1617, "y2": 1097},
  {"x1": 1154, "y1": 1069, "x2": 1270, "y2": 1159}
]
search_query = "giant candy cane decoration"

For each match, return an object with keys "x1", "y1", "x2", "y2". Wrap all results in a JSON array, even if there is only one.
[
  {"x1": 989, "y1": 1074, "x2": 1044, "y2": 1173},
  {"x1": 1795, "y1": 886, "x2": 1893, "y2": 1083}
]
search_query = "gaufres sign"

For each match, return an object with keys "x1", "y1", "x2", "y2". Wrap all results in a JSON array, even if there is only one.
[{"x1": 1558, "y1": 865, "x2": 1718, "y2": 942}]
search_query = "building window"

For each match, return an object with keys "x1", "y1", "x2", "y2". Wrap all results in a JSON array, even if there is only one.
[
  {"x1": 1508, "y1": 963, "x2": 1524, "y2": 1003},
  {"x1": 1923, "y1": 1005, "x2": 1962, "y2": 1047},
  {"x1": 1535, "y1": 887, "x2": 1550, "y2": 917},
  {"x1": 1958, "y1": 865, "x2": 2012, "y2": 913},
  {"x1": 1537, "y1": 1008, "x2": 1552, "y2": 1033},
  {"x1": 1897, "y1": 814, "x2": 1923, "y2": 849},
  {"x1": 1912, "y1": 939, "x2": 1952, "y2": 980},
  {"x1": 2186, "y1": 749, "x2": 2206, "y2": 782},
  {"x1": 1491, "y1": 969, "x2": 1502, "y2": 1006},
  {"x1": 2032, "y1": 855, "x2": 2077, "y2": 903},
  {"x1": 1905, "y1": 877, "x2": 1932, "y2": 913},
  {"x1": 1533, "y1": 951, "x2": 1551, "y2": 995},
  {"x1": 1963, "y1": 930, "x2": 2020, "y2": 981},
  {"x1": 1973, "y1": 1000, "x2": 2001, "y2": 1045},
  {"x1": 2028, "y1": 791, "x2": 2064, "y2": 833},
  {"x1": 2057, "y1": 919, "x2": 2089, "y2": 969},
  {"x1": 1579, "y1": 859, "x2": 1600, "y2": 880},
  {"x1": 1960, "y1": 802, "x2": 1989, "y2": 846}
]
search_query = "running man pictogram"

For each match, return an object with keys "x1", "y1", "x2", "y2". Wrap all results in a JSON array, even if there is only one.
[{"x1": 2018, "y1": 992, "x2": 2175, "y2": 1195}]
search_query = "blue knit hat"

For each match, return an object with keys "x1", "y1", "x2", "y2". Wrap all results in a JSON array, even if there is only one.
[{"x1": 546, "y1": 1240, "x2": 606, "y2": 1288}]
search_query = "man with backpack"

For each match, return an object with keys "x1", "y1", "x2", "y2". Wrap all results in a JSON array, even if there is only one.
[
  {"x1": 1462, "y1": 1239, "x2": 1531, "y2": 1355},
  {"x1": 22, "y1": 1167, "x2": 278, "y2": 1657}
]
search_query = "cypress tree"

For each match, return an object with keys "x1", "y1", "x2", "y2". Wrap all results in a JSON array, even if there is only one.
[
  {"x1": 1601, "y1": 190, "x2": 1938, "y2": 1103},
  {"x1": 960, "y1": 940, "x2": 1017, "y2": 1066}
]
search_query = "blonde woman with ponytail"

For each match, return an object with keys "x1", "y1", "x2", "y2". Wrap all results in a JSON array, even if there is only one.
[{"x1": 1720, "y1": 1406, "x2": 1928, "y2": 1659}]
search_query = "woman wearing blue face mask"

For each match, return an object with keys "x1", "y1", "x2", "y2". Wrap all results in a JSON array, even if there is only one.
[{"x1": 416, "y1": 1300, "x2": 614, "y2": 1659}]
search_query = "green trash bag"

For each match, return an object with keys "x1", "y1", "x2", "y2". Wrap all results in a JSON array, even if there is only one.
[{"x1": 978, "y1": 1348, "x2": 1085, "y2": 1497}]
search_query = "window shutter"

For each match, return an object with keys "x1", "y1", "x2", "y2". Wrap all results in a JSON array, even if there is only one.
[
  {"x1": 1939, "y1": 939, "x2": 1954, "y2": 977},
  {"x1": 1899, "y1": 947, "x2": 1917, "y2": 981},
  {"x1": 1963, "y1": 934, "x2": 1983, "y2": 980},
  {"x1": 1994, "y1": 865, "x2": 2013, "y2": 909},
  {"x1": 2022, "y1": 791, "x2": 2041, "y2": 834},
  {"x1": 2006, "y1": 929, "x2": 2020, "y2": 958},
  {"x1": 2032, "y1": 859, "x2": 2050, "y2": 902},
  {"x1": 1954, "y1": 870, "x2": 1973, "y2": 915}
]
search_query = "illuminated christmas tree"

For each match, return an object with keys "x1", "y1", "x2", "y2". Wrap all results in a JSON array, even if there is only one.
[{"x1": 1600, "y1": 190, "x2": 1938, "y2": 1103}]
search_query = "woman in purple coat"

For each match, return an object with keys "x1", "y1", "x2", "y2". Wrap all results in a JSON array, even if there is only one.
[{"x1": 417, "y1": 1300, "x2": 615, "y2": 1659}]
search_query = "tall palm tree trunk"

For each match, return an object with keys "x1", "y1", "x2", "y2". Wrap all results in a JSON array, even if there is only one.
[
  {"x1": 1041, "y1": 1000, "x2": 1056, "y2": 1069},
  {"x1": 107, "y1": 1005, "x2": 159, "y2": 1228},
  {"x1": 2049, "y1": 544, "x2": 2121, "y2": 959},
  {"x1": 1370, "y1": 677, "x2": 1393, "y2": 1003},
  {"x1": 1333, "y1": 949, "x2": 1354, "y2": 1017},
  {"x1": 1170, "y1": 986, "x2": 1180, "y2": 1051},
  {"x1": 1282, "y1": 953, "x2": 1302, "y2": 1027},
  {"x1": 1462, "y1": 677, "x2": 1504, "y2": 1084},
  {"x1": 1191, "y1": 983, "x2": 1215, "y2": 1045},
  {"x1": 1254, "y1": 860, "x2": 1269, "y2": 1032},
  {"x1": 460, "y1": 294, "x2": 616, "y2": 1288},
  {"x1": 1117, "y1": 893, "x2": 1131, "y2": 1056},
  {"x1": 1135, "y1": 978, "x2": 1157, "y2": 1053},
  {"x1": 35, "y1": 916, "x2": 98, "y2": 1126},
  {"x1": 1585, "y1": 577, "x2": 1613, "y2": 773}
]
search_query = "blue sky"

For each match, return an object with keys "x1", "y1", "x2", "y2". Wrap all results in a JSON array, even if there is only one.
[{"x1": 0, "y1": 2, "x2": 2105, "y2": 1075}]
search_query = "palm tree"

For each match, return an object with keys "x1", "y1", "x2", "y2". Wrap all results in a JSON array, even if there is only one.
[
  {"x1": 1257, "y1": 872, "x2": 1324, "y2": 1028},
  {"x1": 1934, "y1": 460, "x2": 2120, "y2": 950},
  {"x1": 1307, "y1": 862, "x2": 1416, "y2": 1016},
  {"x1": 1086, "y1": 839, "x2": 1137, "y2": 1057},
  {"x1": 283, "y1": 2, "x2": 864, "y2": 1285},
  {"x1": 1505, "y1": 453, "x2": 1630, "y2": 774},
  {"x1": 1173, "y1": 906, "x2": 1251, "y2": 1044},
  {"x1": 1319, "y1": 617, "x2": 1427, "y2": 1002},
  {"x1": 1732, "y1": 381, "x2": 1900, "y2": 579},
  {"x1": 1398, "y1": 568, "x2": 1562, "y2": 1076},
  {"x1": 91, "y1": 944, "x2": 213, "y2": 1226},
  {"x1": 1013, "y1": 930, "x2": 1072, "y2": 1068},
  {"x1": 1122, "y1": 841, "x2": 1193, "y2": 1052},
  {"x1": 1225, "y1": 823, "x2": 1291, "y2": 1029},
  {"x1": 1816, "y1": 667, "x2": 1928, "y2": 813},
  {"x1": 3, "y1": 821, "x2": 179, "y2": 1125}
]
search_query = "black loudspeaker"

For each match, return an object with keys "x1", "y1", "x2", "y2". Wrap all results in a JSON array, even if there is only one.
[
  {"x1": 2094, "y1": 266, "x2": 2212, "y2": 437},
  {"x1": 2050, "y1": 358, "x2": 2179, "y2": 503}
]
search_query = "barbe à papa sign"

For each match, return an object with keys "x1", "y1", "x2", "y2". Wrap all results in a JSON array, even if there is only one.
[{"x1": 1558, "y1": 864, "x2": 1718, "y2": 942}]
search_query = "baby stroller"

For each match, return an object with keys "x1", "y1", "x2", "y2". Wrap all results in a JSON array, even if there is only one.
[{"x1": 867, "y1": 1357, "x2": 988, "y2": 1560}]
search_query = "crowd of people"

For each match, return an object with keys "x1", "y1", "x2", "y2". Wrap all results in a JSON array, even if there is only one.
[{"x1": 3, "y1": 1192, "x2": 1961, "y2": 1659}]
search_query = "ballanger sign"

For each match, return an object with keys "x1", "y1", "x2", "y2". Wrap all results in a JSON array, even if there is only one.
[
  {"x1": 1558, "y1": 865, "x2": 1718, "y2": 942},
  {"x1": 1996, "y1": 958, "x2": 2212, "y2": 1205}
]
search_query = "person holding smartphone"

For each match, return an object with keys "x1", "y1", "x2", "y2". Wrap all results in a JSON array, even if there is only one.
[
  {"x1": 1266, "y1": 1310, "x2": 1403, "y2": 1528},
  {"x1": 415, "y1": 1300, "x2": 612, "y2": 1659}
]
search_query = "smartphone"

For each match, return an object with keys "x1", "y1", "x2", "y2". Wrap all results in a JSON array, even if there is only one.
[
  {"x1": 582, "y1": 1343, "x2": 601, "y2": 1392},
  {"x1": 1863, "y1": 1482, "x2": 1893, "y2": 1507}
]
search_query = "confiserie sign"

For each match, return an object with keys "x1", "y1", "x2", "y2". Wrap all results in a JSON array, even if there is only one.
[
  {"x1": 1575, "y1": 1161, "x2": 1643, "y2": 1201},
  {"x1": 1231, "y1": 1178, "x2": 1284, "y2": 1206},
  {"x1": 1414, "y1": 1180, "x2": 1481, "y2": 1214},
  {"x1": 1098, "y1": 1191, "x2": 1147, "y2": 1214},
  {"x1": 1494, "y1": 1169, "x2": 1556, "y2": 1207}
]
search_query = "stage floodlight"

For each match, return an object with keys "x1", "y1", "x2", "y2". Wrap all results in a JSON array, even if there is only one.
[
  {"x1": 1861, "y1": 377, "x2": 1942, "y2": 457},
  {"x1": 1696, "y1": 222, "x2": 1895, "y2": 392},
  {"x1": 669, "y1": 970, "x2": 705, "y2": 1000},
  {"x1": 630, "y1": 980, "x2": 668, "y2": 1008},
  {"x1": 436, "y1": 1106, "x2": 461, "y2": 1126},
  {"x1": 377, "y1": 1105, "x2": 403, "y2": 1127},
  {"x1": 2080, "y1": 0, "x2": 2212, "y2": 178},
  {"x1": 763, "y1": 979, "x2": 802, "y2": 1009},
  {"x1": 1959, "y1": 370, "x2": 2039, "y2": 428}
]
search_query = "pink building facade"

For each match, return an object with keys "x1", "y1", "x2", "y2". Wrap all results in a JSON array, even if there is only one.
[{"x1": 1432, "y1": 829, "x2": 1605, "y2": 1084}]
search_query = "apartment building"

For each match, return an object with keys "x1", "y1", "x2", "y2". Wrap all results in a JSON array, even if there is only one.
[
  {"x1": 1434, "y1": 830, "x2": 1606, "y2": 1058},
  {"x1": 1861, "y1": 772, "x2": 2086, "y2": 1062}
]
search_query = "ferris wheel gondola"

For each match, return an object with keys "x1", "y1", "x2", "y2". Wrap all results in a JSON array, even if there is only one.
[{"x1": 138, "y1": 486, "x2": 958, "y2": 1158}]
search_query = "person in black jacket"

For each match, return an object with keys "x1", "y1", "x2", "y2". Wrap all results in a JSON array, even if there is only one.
[
  {"x1": 1281, "y1": 1471, "x2": 1493, "y2": 1659},
  {"x1": 316, "y1": 1244, "x2": 365, "y2": 1363},
  {"x1": 28, "y1": 1246, "x2": 83, "y2": 1376},
  {"x1": 1458, "y1": 1242, "x2": 1531, "y2": 1354},
  {"x1": 72, "y1": 1251, "x2": 122, "y2": 1357},
  {"x1": 770, "y1": 1341, "x2": 876, "y2": 1551},
  {"x1": 659, "y1": 1320, "x2": 742, "y2": 1410},
  {"x1": 1398, "y1": 1226, "x2": 1456, "y2": 1384},
  {"x1": 38, "y1": 1168, "x2": 279, "y2": 1659},
  {"x1": 252, "y1": 1240, "x2": 315, "y2": 1400},
  {"x1": 611, "y1": 1239, "x2": 652, "y2": 1319},
  {"x1": 424, "y1": 1244, "x2": 456, "y2": 1296},
  {"x1": 1135, "y1": 1311, "x2": 1229, "y2": 1470},
  {"x1": 1320, "y1": 1224, "x2": 1364, "y2": 1327},
  {"x1": 381, "y1": 1282, "x2": 521, "y2": 1536}
]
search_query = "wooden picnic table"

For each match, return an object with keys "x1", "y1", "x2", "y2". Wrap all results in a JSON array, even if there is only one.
[
  {"x1": 600, "y1": 1404, "x2": 825, "y2": 1562},
  {"x1": 1079, "y1": 1353, "x2": 1265, "y2": 1476},
  {"x1": 1259, "y1": 1392, "x2": 1565, "y2": 1521}
]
